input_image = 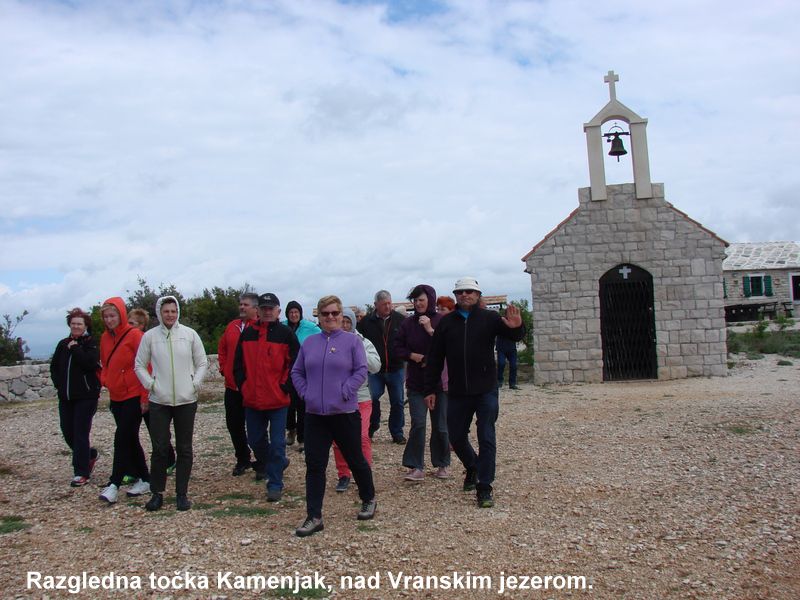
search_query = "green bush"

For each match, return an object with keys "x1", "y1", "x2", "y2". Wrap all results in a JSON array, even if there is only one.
[
  {"x1": 727, "y1": 329, "x2": 800, "y2": 359},
  {"x1": 0, "y1": 312, "x2": 29, "y2": 366}
]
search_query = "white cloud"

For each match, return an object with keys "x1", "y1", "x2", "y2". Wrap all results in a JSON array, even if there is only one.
[{"x1": 1, "y1": 0, "x2": 798, "y2": 356}]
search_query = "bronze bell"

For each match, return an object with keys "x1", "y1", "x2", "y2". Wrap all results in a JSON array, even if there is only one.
[{"x1": 607, "y1": 132, "x2": 627, "y2": 161}]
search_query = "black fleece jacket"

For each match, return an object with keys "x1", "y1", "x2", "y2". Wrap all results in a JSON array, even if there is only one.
[
  {"x1": 423, "y1": 307, "x2": 525, "y2": 396},
  {"x1": 50, "y1": 334, "x2": 101, "y2": 402},
  {"x1": 357, "y1": 310, "x2": 406, "y2": 373}
]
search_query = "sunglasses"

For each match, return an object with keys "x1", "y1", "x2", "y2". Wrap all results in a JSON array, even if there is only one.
[
  {"x1": 320, "y1": 310, "x2": 341, "y2": 317},
  {"x1": 454, "y1": 289, "x2": 477, "y2": 295}
]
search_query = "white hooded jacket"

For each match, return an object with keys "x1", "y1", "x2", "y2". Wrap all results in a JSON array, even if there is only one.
[
  {"x1": 135, "y1": 296, "x2": 208, "y2": 406},
  {"x1": 342, "y1": 307, "x2": 381, "y2": 402}
]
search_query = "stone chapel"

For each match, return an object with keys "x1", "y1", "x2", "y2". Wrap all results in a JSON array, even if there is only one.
[{"x1": 522, "y1": 71, "x2": 728, "y2": 384}]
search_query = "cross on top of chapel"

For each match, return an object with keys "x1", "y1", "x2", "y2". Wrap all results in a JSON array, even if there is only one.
[{"x1": 604, "y1": 70, "x2": 619, "y2": 101}]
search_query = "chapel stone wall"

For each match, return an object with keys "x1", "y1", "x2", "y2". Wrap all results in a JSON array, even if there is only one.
[{"x1": 526, "y1": 183, "x2": 728, "y2": 384}]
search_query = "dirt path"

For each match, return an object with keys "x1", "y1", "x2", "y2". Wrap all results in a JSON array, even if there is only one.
[{"x1": 0, "y1": 355, "x2": 798, "y2": 599}]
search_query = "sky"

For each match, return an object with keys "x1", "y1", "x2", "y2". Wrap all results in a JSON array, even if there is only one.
[{"x1": 1, "y1": 0, "x2": 799, "y2": 358}]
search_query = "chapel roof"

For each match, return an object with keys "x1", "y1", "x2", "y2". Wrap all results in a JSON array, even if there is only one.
[{"x1": 723, "y1": 242, "x2": 800, "y2": 271}]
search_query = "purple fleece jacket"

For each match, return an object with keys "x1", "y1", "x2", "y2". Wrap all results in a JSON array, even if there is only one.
[{"x1": 291, "y1": 328, "x2": 368, "y2": 416}]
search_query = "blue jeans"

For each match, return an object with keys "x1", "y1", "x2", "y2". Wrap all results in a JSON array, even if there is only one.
[
  {"x1": 497, "y1": 349, "x2": 518, "y2": 387},
  {"x1": 447, "y1": 389, "x2": 499, "y2": 487},
  {"x1": 368, "y1": 369, "x2": 405, "y2": 439},
  {"x1": 245, "y1": 406, "x2": 288, "y2": 492},
  {"x1": 402, "y1": 391, "x2": 450, "y2": 470}
]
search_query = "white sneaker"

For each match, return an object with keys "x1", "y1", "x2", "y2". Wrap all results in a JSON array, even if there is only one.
[
  {"x1": 99, "y1": 484, "x2": 118, "y2": 504},
  {"x1": 126, "y1": 479, "x2": 150, "y2": 497}
]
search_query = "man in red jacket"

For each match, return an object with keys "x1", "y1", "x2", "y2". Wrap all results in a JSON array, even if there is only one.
[
  {"x1": 217, "y1": 292, "x2": 260, "y2": 476},
  {"x1": 233, "y1": 293, "x2": 299, "y2": 502}
]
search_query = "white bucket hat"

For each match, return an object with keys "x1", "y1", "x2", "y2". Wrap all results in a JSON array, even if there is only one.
[{"x1": 453, "y1": 276, "x2": 482, "y2": 293}]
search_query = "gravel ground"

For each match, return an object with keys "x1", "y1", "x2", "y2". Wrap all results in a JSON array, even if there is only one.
[{"x1": 0, "y1": 354, "x2": 798, "y2": 599}]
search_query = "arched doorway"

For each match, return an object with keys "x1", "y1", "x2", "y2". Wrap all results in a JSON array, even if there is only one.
[{"x1": 599, "y1": 264, "x2": 657, "y2": 380}]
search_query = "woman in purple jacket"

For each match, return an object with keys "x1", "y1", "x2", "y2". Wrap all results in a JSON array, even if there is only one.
[{"x1": 290, "y1": 295, "x2": 377, "y2": 537}]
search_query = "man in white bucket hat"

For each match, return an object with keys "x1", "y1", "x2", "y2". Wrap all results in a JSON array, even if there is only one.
[{"x1": 423, "y1": 277, "x2": 524, "y2": 508}]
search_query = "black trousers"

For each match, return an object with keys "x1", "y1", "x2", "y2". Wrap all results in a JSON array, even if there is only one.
[
  {"x1": 286, "y1": 389, "x2": 306, "y2": 443},
  {"x1": 303, "y1": 411, "x2": 374, "y2": 519},
  {"x1": 58, "y1": 396, "x2": 98, "y2": 477},
  {"x1": 142, "y1": 409, "x2": 175, "y2": 467},
  {"x1": 148, "y1": 402, "x2": 197, "y2": 495},
  {"x1": 224, "y1": 388, "x2": 251, "y2": 466},
  {"x1": 109, "y1": 397, "x2": 149, "y2": 486}
]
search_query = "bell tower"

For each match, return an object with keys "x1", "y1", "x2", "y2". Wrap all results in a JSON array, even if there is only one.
[{"x1": 583, "y1": 70, "x2": 653, "y2": 201}]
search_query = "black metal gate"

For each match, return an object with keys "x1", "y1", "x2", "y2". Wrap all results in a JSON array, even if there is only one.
[{"x1": 599, "y1": 264, "x2": 657, "y2": 381}]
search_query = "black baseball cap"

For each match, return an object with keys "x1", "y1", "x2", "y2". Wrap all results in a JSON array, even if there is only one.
[{"x1": 258, "y1": 293, "x2": 280, "y2": 308}]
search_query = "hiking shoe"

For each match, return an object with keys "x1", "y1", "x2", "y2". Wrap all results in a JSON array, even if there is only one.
[
  {"x1": 176, "y1": 494, "x2": 191, "y2": 511},
  {"x1": 286, "y1": 429, "x2": 296, "y2": 446},
  {"x1": 296, "y1": 517, "x2": 324, "y2": 537},
  {"x1": 145, "y1": 493, "x2": 163, "y2": 512},
  {"x1": 166, "y1": 463, "x2": 176, "y2": 476},
  {"x1": 434, "y1": 467, "x2": 451, "y2": 479},
  {"x1": 357, "y1": 499, "x2": 377, "y2": 520},
  {"x1": 335, "y1": 476, "x2": 351, "y2": 493},
  {"x1": 510, "y1": 385, "x2": 520, "y2": 390},
  {"x1": 121, "y1": 475, "x2": 136, "y2": 485},
  {"x1": 99, "y1": 484, "x2": 118, "y2": 504},
  {"x1": 477, "y1": 486, "x2": 494, "y2": 508},
  {"x1": 404, "y1": 468, "x2": 424, "y2": 482},
  {"x1": 463, "y1": 468, "x2": 477, "y2": 492},
  {"x1": 126, "y1": 479, "x2": 150, "y2": 497},
  {"x1": 70, "y1": 475, "x2": 89, "y2": 487},
  {"x1": 392, "y1": 435, "x2": 406, "y2": 445},
  {"x1": 267, "y1": 488, "x2": 282, "y2": 503},
  {"x1": 231, "y1": 462, "x2": 250, "y2": 476}
]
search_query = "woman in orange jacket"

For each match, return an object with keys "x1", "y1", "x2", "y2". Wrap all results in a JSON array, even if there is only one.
[{"x1": 98, "y1": 297, "x2": 150, "y2": 504}]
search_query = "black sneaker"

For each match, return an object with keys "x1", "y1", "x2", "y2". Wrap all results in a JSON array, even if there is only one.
[
  {"x1": 145, "y1": 492, "x2": 163, "y2": 512},
  {"x1": 232, "y1": 463, "x2": 250, "y2": 477},
  {"x1": 357, "y1": 499, "x2": 377, "y2": 520},
  {"x1": 463, "y1": 468, "x2": 477, "y2": 491},
  {"x1": 392, "y1": 436, "x2": 406, "y2": 445},
  {"x1": 176, "y1": 494, "x2": 192, "y2": 511},
  {"x1": 296, "y1": 516, "x2": 324, "y2": 537},
  {"x1": 476, "y1": 486, "x2": 494, "y2": 508},
  {"x1": 335, "y1": 476, "x2": 350, "y2": 493}
]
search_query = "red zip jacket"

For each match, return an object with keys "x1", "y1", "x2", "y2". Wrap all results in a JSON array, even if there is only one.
[
  {"x1": 217, "y1": 318, "x2": 254, "y2": 390},
  {"x1": 99, "y1": 297, "x2": 145, "y2": 401},
  {"x1": 233, "y1": 320, "x2": 299, "y2": 411}
]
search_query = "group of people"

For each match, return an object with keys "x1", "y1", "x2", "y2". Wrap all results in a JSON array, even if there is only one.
[{"x1": 51, "y1": 276, "x2": 524, "y2": 537}]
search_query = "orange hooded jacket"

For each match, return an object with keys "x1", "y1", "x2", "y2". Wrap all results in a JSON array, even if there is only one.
[{"x1": 99, "y1": 297, "x2": 145, "y2": 401}]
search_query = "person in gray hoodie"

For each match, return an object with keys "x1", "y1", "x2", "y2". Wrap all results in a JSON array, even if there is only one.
[{"x1": 135, "y1": 296, "x2": 207, "y2": 512}]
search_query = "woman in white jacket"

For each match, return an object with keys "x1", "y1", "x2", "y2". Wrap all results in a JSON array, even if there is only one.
[
  {"x1": 135, "y1": 296, "x2": 207, "y2": 512},
  {"x1": 332, "y1": 307, "x2": 381, "y2": 493}
]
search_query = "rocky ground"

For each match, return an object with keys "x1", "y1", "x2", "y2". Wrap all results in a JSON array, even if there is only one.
[{"x1": 0, "y1": 354, "x2": 798, "y2": 599}]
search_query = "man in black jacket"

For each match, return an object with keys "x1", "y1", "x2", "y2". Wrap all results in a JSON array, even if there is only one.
[
  {"x1": 423, "y1": 277, "x2": 524, "y2": 508},
  {"x1": 357, "y1": 290, "x2": 407, "y2": 443}
]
